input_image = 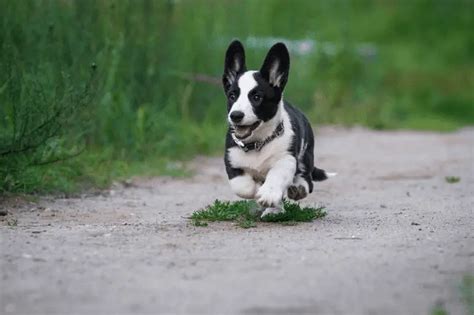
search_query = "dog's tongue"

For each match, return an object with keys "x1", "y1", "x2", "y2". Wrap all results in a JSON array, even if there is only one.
[
  {"x1": 235, "y1": 125, "x2": 250, "y2": 133},
  {"x1": 234, "y1": 126, "x2": 252, "y2": 139}
]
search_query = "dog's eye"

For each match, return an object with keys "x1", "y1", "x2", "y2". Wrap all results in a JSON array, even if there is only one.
[
  {"x1": 228, "y1": 92, "x2": 237, "y2": 101},
  {"x1": 252, "y1": 94, "x2": 261, "y2": 102}
]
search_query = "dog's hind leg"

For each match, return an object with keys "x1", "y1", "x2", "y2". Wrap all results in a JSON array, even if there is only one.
[
  {"x1": 229, "y1": 173, "x2": 259, "y2": 199},
  {"x1": 287, "y1": 174, "x2": 310, "y2": 200}
]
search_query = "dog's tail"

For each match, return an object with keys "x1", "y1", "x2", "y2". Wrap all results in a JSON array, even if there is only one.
[{"x1": 312, "y1": 167, "x2": 337, "y2": 182}]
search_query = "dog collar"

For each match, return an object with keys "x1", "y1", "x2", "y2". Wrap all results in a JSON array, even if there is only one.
[{"x1": 232, "y1": 121, "x2": 284, "y2": 152}]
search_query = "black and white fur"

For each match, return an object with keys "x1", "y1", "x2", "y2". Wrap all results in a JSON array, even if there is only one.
[{"x1": 223, "y1": 40, "x2": 334, "y2": 216}]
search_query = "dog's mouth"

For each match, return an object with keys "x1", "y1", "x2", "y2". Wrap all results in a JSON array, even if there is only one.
[{"x1": 232, "y1": 120, "x2": 262, "y2": 140}]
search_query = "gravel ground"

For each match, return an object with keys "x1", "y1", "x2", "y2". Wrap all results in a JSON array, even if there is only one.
[{"x1": 1, "y1": 127, "x2": 473, "y2": 315}]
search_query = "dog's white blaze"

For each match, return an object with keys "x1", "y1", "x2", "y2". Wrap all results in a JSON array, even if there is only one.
[{"x1": 228, "y1": 71, "x2": 258, "y2": 125}]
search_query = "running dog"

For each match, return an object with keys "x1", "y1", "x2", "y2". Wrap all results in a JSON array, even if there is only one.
[{"x1": 222, "y1": 40, "x2": 334, "y2": 216}]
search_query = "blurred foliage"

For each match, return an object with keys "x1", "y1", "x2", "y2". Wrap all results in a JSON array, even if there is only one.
[{"x1": 0, "y1": 0, "x2": 473, "y2": 193}]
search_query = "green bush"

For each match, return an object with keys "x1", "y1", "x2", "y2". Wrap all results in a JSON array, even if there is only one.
[{"x1": 0, "y1": 0, "x2": 473, "y2": 193}]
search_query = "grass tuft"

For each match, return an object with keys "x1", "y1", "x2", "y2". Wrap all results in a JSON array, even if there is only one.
[
  {"x1": 460, "y1": 275, "x2": 474, "y2": 315},
  {"x1": 192, "y1": 220, "x2": 208, "y2": 227},
  {"x1": 445, "y1": 176, "x2": 461, "y2": 184},
  {"x1": 190, "y1": 199, "x2": 326, "y2": 228},
  {"x1": 260, "y1": 201, "x2": 326, "y2": 222},
  {"x1": 430, "y1": 303, "x2": 448, "y2": 315},
  {"x1": 6, "y1": 218, "x2": 18, "y2": 227}
]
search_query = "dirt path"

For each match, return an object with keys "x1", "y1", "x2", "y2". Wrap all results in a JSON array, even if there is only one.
[{"x1": 1, "y1": 127, "x2": 473, "y2": 315}]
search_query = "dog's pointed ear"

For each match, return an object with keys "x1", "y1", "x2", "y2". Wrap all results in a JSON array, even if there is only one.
[
  {"x1": 260, "y1": 42, "x2": 290, "y2": 89},
  {"x1": 223, "y1": 40, "x2": 246, "y2": 92}
]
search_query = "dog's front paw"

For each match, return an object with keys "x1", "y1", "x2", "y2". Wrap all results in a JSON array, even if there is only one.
[
  {"x1": 287, "y1": 185, "x2": 308, "y2": 200},
  {"x1": 261, "y1": 207, "x2": 285, "y2": 218},
  {"x1": 256, "y1": 185, "x2": 283, "y2": 208}
]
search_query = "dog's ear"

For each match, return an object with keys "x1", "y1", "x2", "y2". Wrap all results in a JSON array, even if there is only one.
[
  {"x1": 223, "y1": 40, "x2": 246, "y2": 92},
  {"x1": 260, "y1": 42, "x2": 290, "y2": 89}
]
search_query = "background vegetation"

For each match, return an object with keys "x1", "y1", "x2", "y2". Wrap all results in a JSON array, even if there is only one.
[{"x1": 1, "y1": 0, "x2": 473, "y2": 193}]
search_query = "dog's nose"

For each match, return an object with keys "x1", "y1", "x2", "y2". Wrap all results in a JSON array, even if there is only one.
[{"x1": 230, "y1": 111, "x2": 244, "y2": 123}]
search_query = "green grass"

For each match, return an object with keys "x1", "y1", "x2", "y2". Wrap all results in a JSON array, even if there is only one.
[
  {"x1": 429, "y1": 274, "x2": 474, "y2": 315},
  {"x1": 431, "y1": 304, "x2": 448, "y2": 315},
  {"x1": 445, "y1": 176, "x2": 461, "y2": 184},
  {"x1": 5, "y1": 217, "x2": 18, "y2": 227},
  {"x1": 460, "y1": 275, "x2": 474, "y2": 315},
  {"x1": 1, "y1": 151, "x2": 189, "y2": 194},
  {"x1": 190, "y1": 199, "x2": 326, "y2": 228},
  {"x1": 1, "y1": 0, "x2": 473, "y2": 193}
]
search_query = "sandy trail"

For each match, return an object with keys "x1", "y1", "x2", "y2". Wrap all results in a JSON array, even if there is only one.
[{"x1": 1, "y1": 127, "x2": 473, "y2": 315}]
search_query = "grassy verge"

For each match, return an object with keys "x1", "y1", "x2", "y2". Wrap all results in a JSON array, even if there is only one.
[
  {"x1": 445, "y1": 176, "x2": 461, "y2": 184},
  {"x1": 461, "y1": 275, "x2": 474, "y2": 315},
  {"x1": 190, "y1": 199, "x2": 326, "y2": 228},
  {"x1": 429, "y1": 274, "x2": 474, "y2": 315},
  {"x1": 1, "y1": 152, "x2": 190, "y2": 195},
  {"x1": 1, "y1": 0, "x2": 473, "y2": 194}
]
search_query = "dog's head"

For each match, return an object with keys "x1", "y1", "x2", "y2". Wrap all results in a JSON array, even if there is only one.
[{"x1": 223, "y1": 40, "x2": 290, "y2": 141}]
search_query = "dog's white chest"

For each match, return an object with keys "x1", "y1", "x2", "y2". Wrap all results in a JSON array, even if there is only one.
[{"x1": 227, "y1": 125, "x2": 293, "y2": 178}]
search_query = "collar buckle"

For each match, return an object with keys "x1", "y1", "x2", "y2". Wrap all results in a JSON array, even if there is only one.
[{"x1": 254, "y1": 140, "x2": 264, "y2": 151}]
